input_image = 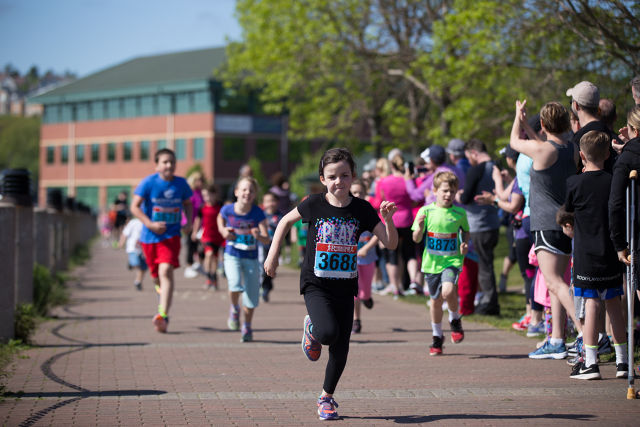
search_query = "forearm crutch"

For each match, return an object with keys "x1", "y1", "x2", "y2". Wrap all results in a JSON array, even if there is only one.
[{"x1": 626, "y1": 170, "x2": 637, "y2": 399}]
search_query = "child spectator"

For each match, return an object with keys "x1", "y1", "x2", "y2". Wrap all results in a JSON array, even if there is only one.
[
  {"x1": 193, "y1": 184, "x2": 224, "y2": 290},
  {"x1": 350, "y1": 179, "x2": 378, "y2": 334},
  {"x1": 264, "y1": 148, "x2": 398, "y2": 420},
  {"x1": 412, "y1": 171, "x2": 469, "y2": 355},
  {"x1": 130, "y1": 148, "x2": 193, "y2": 333},
  {"x1": 260, "y1": 191, "x2": 282, "y2": 302},
  {"x1": 118, "y1": 216, "x2": 147, "y2": 291},
  {"x1": 218, "y1": 177, "x2": 271, "y2": 342},
  {"x1": 565, "y1": 130, "x2": 627, "y2": 379},
  {"x1": 291, "y1": 217, "x2": 308, "y2": 268}
]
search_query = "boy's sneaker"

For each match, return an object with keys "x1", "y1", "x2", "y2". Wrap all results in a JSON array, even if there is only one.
[
  {"x1": 227, "y1": 307, "x2": 240, "y2": 331},
  {"x1": 616, "y1": 363, "x2": 629, "y2": 378},
  {"x1": 152, "y1": 314, "x2": 168, "y2": 333},
  {"x1": 362, "y1": 298, "x2": 374, "y2": 309},
  {"x1": 352, "y1": 319, "x2": 361, "y2": 334},
  {"x1": 317, "y1": 395, "x2": 339, "y2": 420},
  {"x1": 134, "y1": 281, "x2": 142, "y2": 291},
  {"x1": 450, "y1": 318, "x2": 464, "y2": 343},
  {"x1": 528, "y1": 340, "x2": 567, "y2": 359},
  {"x1": 302, "y1": 315, "x2": 321, "y2": 361},
  {"x1": 526, "y1": 321, "x2": 545, "y2": 337},
  {"x1": 512, "y1": 314, "x2": 531, "y2": 331},
  {"x1": 241, "y1": 325, "x2": 253, "y2": 342},
  {"x1": 598, "y1": 335, "x2": 613, "y2": 355},
  {"x1": 430, "y1": 335, "x2": 444, "y2": 356},
  {"x1": 570, "y1": 362, "x2": 601, "y2": 380}
]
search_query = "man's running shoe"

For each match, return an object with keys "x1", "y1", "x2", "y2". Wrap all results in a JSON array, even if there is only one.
[
  {"x1": 570, "y1": 362, "x2": 601, "y2": 380},
  {"x1": 317, "y1": 395, "x2": 339, "y2": 420},
  {"x1": 241, "y1": 325, "x2": 253, "y2": 342},
  {"x1": 352, "y1": 319, "x2": 361, "y2": 334},
  {"x1": 302, "y1": 315, "x2": 321, "y2": 361},
  {"x1": 512, "y1": 314, "x2": 531, "y2": 331},
  {"x1": 430, "y1": 335, "x2": 444, "y2": 356},
  {"x1": 526, "y1": 321, "x2": 545, "y2": 337},
  {"x1": 450, "y1": 318, "x2": 464, "y2": 343},
  {"x1": 227, "y1": 306, "x2": 240, "y2": 331},
  {"x1": 362, "y1": 298, "x2": 374, "y2": 309},
  {"x1": 616, "y1": 363, "x2": 629, "y2": 378},
  {"x1": 528, "y1": 340, "x2": 567, "y2": 359},
  {"x1": 598, "y1": 335, "x2": 613, "y2": 355},
  {"x1": 152, "y1": 314, "x2": 168, "y2": 333}
]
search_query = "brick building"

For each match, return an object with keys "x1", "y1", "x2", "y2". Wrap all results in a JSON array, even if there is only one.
[{"x1": 32, "y1": 47, "x2": 288, "y2": 211}]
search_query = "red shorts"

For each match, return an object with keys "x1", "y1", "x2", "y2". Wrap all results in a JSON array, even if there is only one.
[
  {"x1": 202, "y1": 240, "x2": 222, "y2": 256},
  {"x1": 140, "y1": 235, "x2": 181, "y2": 278}
]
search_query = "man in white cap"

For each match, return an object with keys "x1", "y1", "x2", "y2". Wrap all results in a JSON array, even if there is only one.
[{"x1": 566, "y1": 80, "x2": 620, "y2": 172}]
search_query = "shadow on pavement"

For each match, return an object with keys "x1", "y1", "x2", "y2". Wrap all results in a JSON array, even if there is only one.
[{"x1": 344, "y1": 413, "x2": 595, "y2": 423}]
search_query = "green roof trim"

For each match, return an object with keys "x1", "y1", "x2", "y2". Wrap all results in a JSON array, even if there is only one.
[{"x1": 32, "y1": 46, "x2": 226, "y2": 104}]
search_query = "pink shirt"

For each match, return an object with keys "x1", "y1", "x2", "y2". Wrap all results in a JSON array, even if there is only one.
[{"x1": 373, "y1": 175, "x2": 414, "y2": 228}]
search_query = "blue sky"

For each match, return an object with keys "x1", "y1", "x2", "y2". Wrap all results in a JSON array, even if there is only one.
[{"x1": 0, "y1": 0, "x2": 242, "y2": 77}]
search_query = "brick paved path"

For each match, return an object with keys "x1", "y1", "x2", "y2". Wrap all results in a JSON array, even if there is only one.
[{"x1": 1, "y1": 241, "x2": 638, "y2": 426}]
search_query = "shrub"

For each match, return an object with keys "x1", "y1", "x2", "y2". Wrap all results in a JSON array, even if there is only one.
[{"x1": 14, "y1": 304, "x2": 37, "y2": 344}]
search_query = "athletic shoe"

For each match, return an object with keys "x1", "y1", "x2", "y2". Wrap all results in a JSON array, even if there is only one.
[
  {"x1": 152, "y1": 314, "x2": 168, "y2": 333},
  {"x1": 317, "y1": 396, "x2": 339, "y2": 420},
  {"x1": 154, "y1": 284, "x2": 162, "y2": 295},
  {"x1": 302, "y1": 315, "x2": 321, "y2": 361},
  {"x1": 512, "y1": 314, "x2": 531, "y2": 331},
  {"x1": 450, "y1": 318, "x2": 464, "y2": 343},
  {"x1": 430, "y1": 335, "x2": 444, "y2": 356},
  {"x1": 567, "y1": 336, "x2": 583, "y2": 357},
  {"x1": 570, "y1": 362, "x2": 601, "y2": 380},
  {"x1": 616, "y1": 363, "x2": 629, "y2": 378},
  {"x1": 134, "y1": 281, "x2": 142, "y2": 291},
  {"x1": 362, "y1": 298, "x2": 374, "y2": 309},
  {"x1": 352, "y1": 319, "x2": 361, "y2": 334},
  {"x1": 183, "y1": 266, "x2": 198, "y2": 279},
  {"x1": 408, "y1": 282, "x2": 423, "y2": 295},
  {"x1": 526, "y1": 321, "x2": 545, "y2": 337},
  {"x1": 566, "y1": 354, "x2": 583, "y2": 366},
  {"x1": 528, "y1": 341, "x2": 567, "y2": 359},
  {"x1": 227, "y1": 306, "x2": 240, "y2": 331},
  {"x1": 241, "y1": 325, "x2": 253, "y2": 342},
  {"x1": 376, "y1": 284, "x2": 396, "y2": 296},
  {"x1": 598, "y1": 335, "x2": 613, "y2": 355}
]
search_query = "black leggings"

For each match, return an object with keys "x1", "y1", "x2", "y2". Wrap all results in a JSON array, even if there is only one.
[{"x1": 304, "y1": 287, "x2": 354, "y2": 394}]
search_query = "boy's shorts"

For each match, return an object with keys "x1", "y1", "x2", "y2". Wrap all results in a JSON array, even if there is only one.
[
  {"x1": 533, "y1": 230, "x2": 572, "y2": 256},
  {"x1": 424, "y1": 267, "x2": 460, "y2": 300},
  {"x1": 202, "y1": 241, "x2": 221, "y2": 256},
  {"x1": 574, "y1": 285, "x2": 624, "y2": 301},
  {"x1": 140, "y1": 235, "x2": 181, "y2": 278},
  {"x1": 127, "y1": 252, "x2": 148, "y2": 271}
]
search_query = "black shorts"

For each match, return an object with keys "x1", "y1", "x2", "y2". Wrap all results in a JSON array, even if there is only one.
[{"x1": 533, "y1": 230, "x2": 572, "y2": 256}]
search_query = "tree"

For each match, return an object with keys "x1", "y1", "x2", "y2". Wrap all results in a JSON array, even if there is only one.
[{"x1": 0, "y1": 116, "x2": 41, "y2": 177}]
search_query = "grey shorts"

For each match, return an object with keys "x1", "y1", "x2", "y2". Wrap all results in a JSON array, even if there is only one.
[{"x1": 425, "y1": 267, "x2": 460, "y2": 300}]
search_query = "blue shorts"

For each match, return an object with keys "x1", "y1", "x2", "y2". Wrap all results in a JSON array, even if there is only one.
[
  {"x1": 127, "y1": 252, "x2": 148, "y2": 271},
  {"x1": 223, "y1": 253, "x2": 260, "y2": 309},
  {"x1": 574, "y1": 285, "x2": 623, "y2": 300}
]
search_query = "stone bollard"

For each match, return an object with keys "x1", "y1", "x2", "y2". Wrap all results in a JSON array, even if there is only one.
[{"x1": 0, "y1": 204, "x2": 16, "y2": 340}]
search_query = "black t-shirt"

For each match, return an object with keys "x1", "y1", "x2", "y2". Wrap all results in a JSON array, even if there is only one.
[
  {"x1": 572, "y1": 120, "x2": 620, "y2": 173},
  {"x1": 297, "y1": 193, "x2": 380, "y2": 296},
  {"x1": 565, "y1": 170, "x2": 622, "y2": 289}
]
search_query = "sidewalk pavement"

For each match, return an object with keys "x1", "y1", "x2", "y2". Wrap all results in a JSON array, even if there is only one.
[{"x1": 1, "y1": 240, "x2": 638, "y2": 426}]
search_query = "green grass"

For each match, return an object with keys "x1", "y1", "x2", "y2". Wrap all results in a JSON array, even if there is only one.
[{"x1": 0, "y1": 340, "x2": 29, "y2": 395}]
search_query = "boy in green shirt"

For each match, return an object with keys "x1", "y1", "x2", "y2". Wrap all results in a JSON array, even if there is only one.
[{"x1": 412, "y1": 171, "x2": 469, "y2": 355}]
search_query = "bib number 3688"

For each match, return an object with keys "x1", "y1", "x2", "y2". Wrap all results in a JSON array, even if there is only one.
[{"x1": 314, "y1": 243, "x2": 357, "y2": 279}]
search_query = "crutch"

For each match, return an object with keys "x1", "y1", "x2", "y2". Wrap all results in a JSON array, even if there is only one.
[{"x1": 626, "y1": 170, "x2": 637, "y2": 399}]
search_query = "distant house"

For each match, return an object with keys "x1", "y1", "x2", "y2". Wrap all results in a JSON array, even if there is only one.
[{"x1": 31, "y1": 47, "x2": 288, "y2": 211}]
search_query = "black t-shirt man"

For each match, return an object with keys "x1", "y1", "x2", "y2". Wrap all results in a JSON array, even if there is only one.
[{"x1": 572, "y1": 120, "x2": 621, "y2": 173}]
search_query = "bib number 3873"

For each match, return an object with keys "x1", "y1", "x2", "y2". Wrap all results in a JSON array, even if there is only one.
[
  {"x1": 426, "y1": 232, "x2": 458, "y2": 256},
  {"x1": 314, "y1": 243, "x2": 357, "y2": 279}
]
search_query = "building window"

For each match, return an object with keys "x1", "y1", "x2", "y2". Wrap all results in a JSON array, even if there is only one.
[
  {"x1": 91, "y1": 144, "x2": 100, "y2": 162},
  {"x1": 256, "y1": 139, "x2": 279, "y2": 162},
  {"x1": 107, "y1": 143, "x2": 116, "y2": 162},
  {"x1": 60, "y1": 145, "x2": 69, "y2": 164},
  {"x1": 124, "y1": 98, "x2": 136, "y2": 118},
  {"x1": 156, "y1": 140, "x2": 167, "y2": 152},
  {"x1": 46, "y1": 146, "x2": 55, "y2": 164},
  {"x1": 222, "y1": 137, "x2": 245, "y2": 161},
  {"x1": 140, "y1": 140, "x2": 150, "y2": 161},
  {"x1": 123, "y1": 141, "x2": 132, "y2": 161},
  {"x1": 193, "y1": 138, "x2": 205, "y2": 160},
  {"x1": 175, "y1": 138, "x2": 186, "y2": 160},
  {"x1": 76, "y1": 144, "x2": 85, "y2": 163},
  {"x1": 107, "y1": 99, "x2": 119, "y2": 119}
]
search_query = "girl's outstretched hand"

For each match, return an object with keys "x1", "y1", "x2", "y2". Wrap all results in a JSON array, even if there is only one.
[{"x1": 379, "y1": 201, "x2": 397, "y2": 222}]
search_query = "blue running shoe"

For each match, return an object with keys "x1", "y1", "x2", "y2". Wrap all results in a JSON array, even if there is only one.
[
  {"x1": 526, "y1": 321, "x2": 545, "y2": 337},
  {"x1": 528, "y1": 340, "x2": 567, "y2": 359},
  {"x1": 302, "y1": 315, "x2": 321, "y2": 361},
  {"x1": 317, "y1": 395, "x2": 339, "y2": 420}
]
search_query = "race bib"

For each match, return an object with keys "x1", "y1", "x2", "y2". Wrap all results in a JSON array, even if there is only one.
[
  {"x1": 314, "y1": 243, "x2": 358, "y2": 279},
  {"x1": 426, "y1": 232, "x2": 458, "y2": 256},
  {"x1": 151, "y1": 206, "x2": 180, "y2": 224},
  {"x1": 230, "y1": 229, "x2": 257, "y2": 251}
]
